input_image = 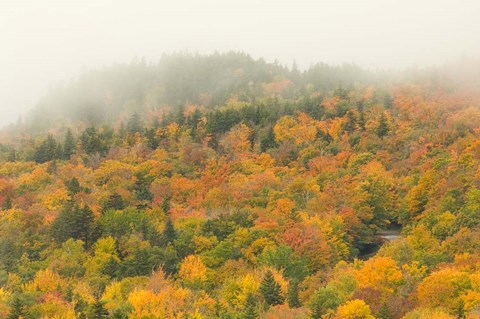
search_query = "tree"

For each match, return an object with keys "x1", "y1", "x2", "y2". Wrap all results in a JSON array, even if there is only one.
[
  {"x1": 34, "y1": 135, "x2": 60, "y2": 163},
  {"x1": 163, "y1": 218, "x2": 176, "y2": 245},
  {"x1": 376, "y1": 303, "x2": 393, "y2": 319},
  {"x1": 309, "y1": 287, "x2": 343, "y2": 319},
  {"x1": 287, "y1": 279, "x2": 301, "y2": 308},
  {"x1": 51, "y1": 201, "x2": 96, "y2": 248},
  {"x1": 89, "y1": 297, "x2": 110, "y2": 319},
  {"x1": 344, "y1": 110, "x2": 357, "y2": 133},
  {"x1": 65, "y1": 177, "x2": 81, "y2": 198},
  {"x1": 260, "y1": 127, "x2": 277, "y2": 152},
  {"x1": 376, "y1": 112, "x2": 389, "y2": 138},
  {"x1": 260, "y1": 270, "x2": 284, "y2": 306},
  {"x1": 128, "y1": 112, "x2": 143, "y2": 134},
  {"x1": 334, "y1": 299, "x2": 375, "y2": 319},
  {"x1": 80, "y1": 127, "x2": 108, "y2": 155},
  {"x1": 242, "y1": 293, "x2": 258, "y2": 319},
  {"x1": 104, "y1": 193, "x2": 125, "y2": 211},
  {"x1": 134, "y1": 171, "x2": 153, "y2": 204},
  {"x1": 178, "y1": 255, "x2": 207, "y2": 288},
  {"x1": 63, "y1": 128, "x2": 76, "y2": 160},
  {"x1": 7, "y1": 298, "x2": 29, "y2": 319}
]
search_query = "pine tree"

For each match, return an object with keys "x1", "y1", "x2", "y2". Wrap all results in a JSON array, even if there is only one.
[
  {"x1": 376, "y1": 112, "x2": 389, "y2": 138},
  {"x1": 81, "y1": 127, "x2": 108, "y2": 155},
  {"x1": 242, "y1": 293, "x2": 258, "y2": 319},
  {"x1": 344, "y1": 110, "x2": 357, "y2": 133},
  {"x1": 104, "y1": 193, "x2": 125, "y2": 211},
  {"x1": 51, "y1": 202, "x2": 96, "y2": 248},
  {"x1": 377, "y1": 303, "x2": 393, "y2": 319},
  {"x1": 7, "y1": 149, "x2": 16, "y2": 162},
  {"x1": 63, "y1": 128, "x2": 76, "y2": 160},
  {"x1": 7, "y1": 298, "x2": 29, "y2": 319},
  {"x1": 287, "y1": 280, "x2": 301, "y2": 308},
  {"x1": 260, "y1": 127, "x2": 277, "y2": 152},
  {"x1": 310, "y1": 303, "x2": 322, "y2": 319},
  {"x1": 161, "y1": 197, "x2": 171, "y2": 215},
  {"x1": 34, "y1": 135, "x2": 59, "y2": 163},
  {"x1": 260, "y1": 270, "x2": 284, "y2": 306},
  {"x1": 163, "y1": 218, "x2": 176, "y2": 245},
  {"x1": 358, "y1": 110, "x2": 366, "y2": 131},
  {"x1": 134, "y1": 171, "x2": 153, "y2": 204},
  {"x1": 89, "y1": 297, "x2": 110, "y2": 319},
  {"x1": 65, "y1": 177, "x2": 81, "y2": 198},
  {"x1": 128, "y1": 112, "x2": 143, "y2": 134}
]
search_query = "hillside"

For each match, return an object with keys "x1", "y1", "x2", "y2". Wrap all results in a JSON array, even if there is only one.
[{"x1": 1, "y1": 53, "x2": 480, "y2": 318}]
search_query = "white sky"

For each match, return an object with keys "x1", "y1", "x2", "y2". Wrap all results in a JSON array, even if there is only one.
[{"x1": 1, "y1": 0, "x2": 480, "y2": 126}]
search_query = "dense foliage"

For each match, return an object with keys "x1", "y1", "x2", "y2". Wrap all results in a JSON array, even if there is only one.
[{"x1": 1, "y1": 53, "x2": 480, "y2": 318}]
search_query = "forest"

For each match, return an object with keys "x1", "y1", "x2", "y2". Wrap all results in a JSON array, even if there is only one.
[{"x1": 1, "y1": 52, "x2": 480, "y2": 318}]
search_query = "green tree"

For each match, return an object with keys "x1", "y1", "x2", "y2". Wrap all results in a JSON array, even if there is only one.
[
  {"x1": 287, "y1": 279, "x2": 301, "y2": 308},
  {"x1": 128, "y1": 112, "x2": 143, "y2": 134},
  {"x1": 163, "y1": 218, "x2": 176, "y2": 245},
  {"x1": 51, "y1": 202, "x2": 96, "y2": 248},
  {"x1": 80, "y1": 127, "x2": 108, "y2": 155},
  {"x1": 133, "y1": 171, "x2": 153, "y2": 204},
  {"x1": 376, "y1": 112, "x2": 389, "y2": 138},
  {"x1": 344, "y1": 110, "x2": 357, "y2": 133},
  {"x1": 63, "y1": 128, "x2": 76, "y2": 160},
  {"x1": 34, "y1": 135, "x2": 60, "y2": 163},
  {"x1": 309, "y1": 287, "x2": 343, "y2": 319},
  {"x1": 260, "y1": 127, "x2": 277, "y2": 152},
  {"x1": 376, "y1": 303, "x2": 393, "y2": 319},
  {"x1": 89, "y1": 297, "x2": 110, "y2": 319},
  {"x1": 65, "y1": 177, "x2": 82, "y2": 198},
  {"x1": 103, "y1": 193, "x2": 125, "y2": 211},
  {"x1": 260, "y1": 270, "x2": 284, "y2": 306},
  {"x1": 242, "y1": 293, "x2": 258, "y2": 319},
  {"x1": 7, "y1": 298, "x2": 29, "y2": 319}
]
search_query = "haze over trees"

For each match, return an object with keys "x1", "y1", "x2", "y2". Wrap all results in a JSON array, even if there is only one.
[{"x1": 1, "y1": 52, "x2": 480, "y2": 318}]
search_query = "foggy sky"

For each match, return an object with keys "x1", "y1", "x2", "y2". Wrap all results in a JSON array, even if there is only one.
[{"x1": 1, "y1": 0, "x2": 479, "y2": 127}]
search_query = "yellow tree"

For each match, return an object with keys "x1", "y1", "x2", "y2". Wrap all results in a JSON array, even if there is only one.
[
  {"x1": 334, "y1": 299, "x2": 376, "y2": 319},
  {"x1": 355, "y1": 256, "x2": 403, "y2": 294},
  {"x1": 178, "y1": 255, "x2": 208, "y2": 289}
]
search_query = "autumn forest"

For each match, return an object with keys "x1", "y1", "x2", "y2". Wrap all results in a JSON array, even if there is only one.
[{"x1": 1, "y1": 52, "x2": 480, "y2": 318}]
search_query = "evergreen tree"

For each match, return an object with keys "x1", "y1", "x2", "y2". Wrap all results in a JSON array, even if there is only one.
[
  {"x1": 89, "y1": 297, "x2": 110, "y2": 319},
  {"x1": 51, "y1": 201, "x2": 96, "y2": 248},
  {"x1": 287, "y1": 280, "x2": 301, "y2": 308},
  {"x1": 358, "y1": 110, "x2": 366, "y2": 131},
  {"x1": 377, "y1": 303, "x2": 393, "y2": 319},
  {"x1": 133, "y1": 171, "x2": 153, "y2": 204},
  {"x1": 34, "y1": 135, "x2": 60, "y2": 163},
  {"x1": 260, "y1": 270, "x2": 284, "y2": 306},
  {"x1": 376, "y1": 112, "x2": 389, "y2": 138},
  {"x1": 163, "y1": 218, "x2": 176, "y2": 245},
  {"x1": 242, "y1": 293, "x2": 258, "y2": 319},
  {"x1": 63, "y1": 128, "x2": 76, "y2": 160},
  {"x1": 260, "y1": 127, "x2": 277, "y2": 152},
  {"x1": 7, "y1": 298, "x2": 29, "y2": 319},
  {"x1": 145, "y1": 128, "x2": 158, "y2": 149},
  {"x1": 80, "y1": 127, "x2": 108, "y2": 155},
  {"x1": 310, "y1": 303, "x2": 322, "y2": 319},
  {"x1": 3, "y1": 196, "x2": 12, "y2": 210},
  {"x1": 128, "y1": 112, "x2": 143, "y2": 134},
  {"x1": 161, "y1": 197, "x2": 171, "y2": 215},
  {"x1": 7, "y1": 149, "x2": 16, "y2": 162},
  {"x1": 65, "y1": 177, "x2": 82, "y2": 198},
  {"x1": 104, "y1": 193, "x2": 125, "y2": 211},
  {"x1": 383, "y1": 93, "x2": 393, "y2": 108},
  {"x1": 333, "y1": 85, "x2": 349, "y2": 100},
  {"x1": 344, "y1": 110, "x2": 357, "y2": 133}
]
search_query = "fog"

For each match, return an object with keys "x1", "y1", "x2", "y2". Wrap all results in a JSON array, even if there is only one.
[{"x1": 1, "y1": 0, "x2": 479, "y2": 127}]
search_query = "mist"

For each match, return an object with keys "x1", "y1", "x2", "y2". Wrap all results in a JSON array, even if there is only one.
[{"x1": 1, "y1": 0, "x2": 480, "y2": 127}]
